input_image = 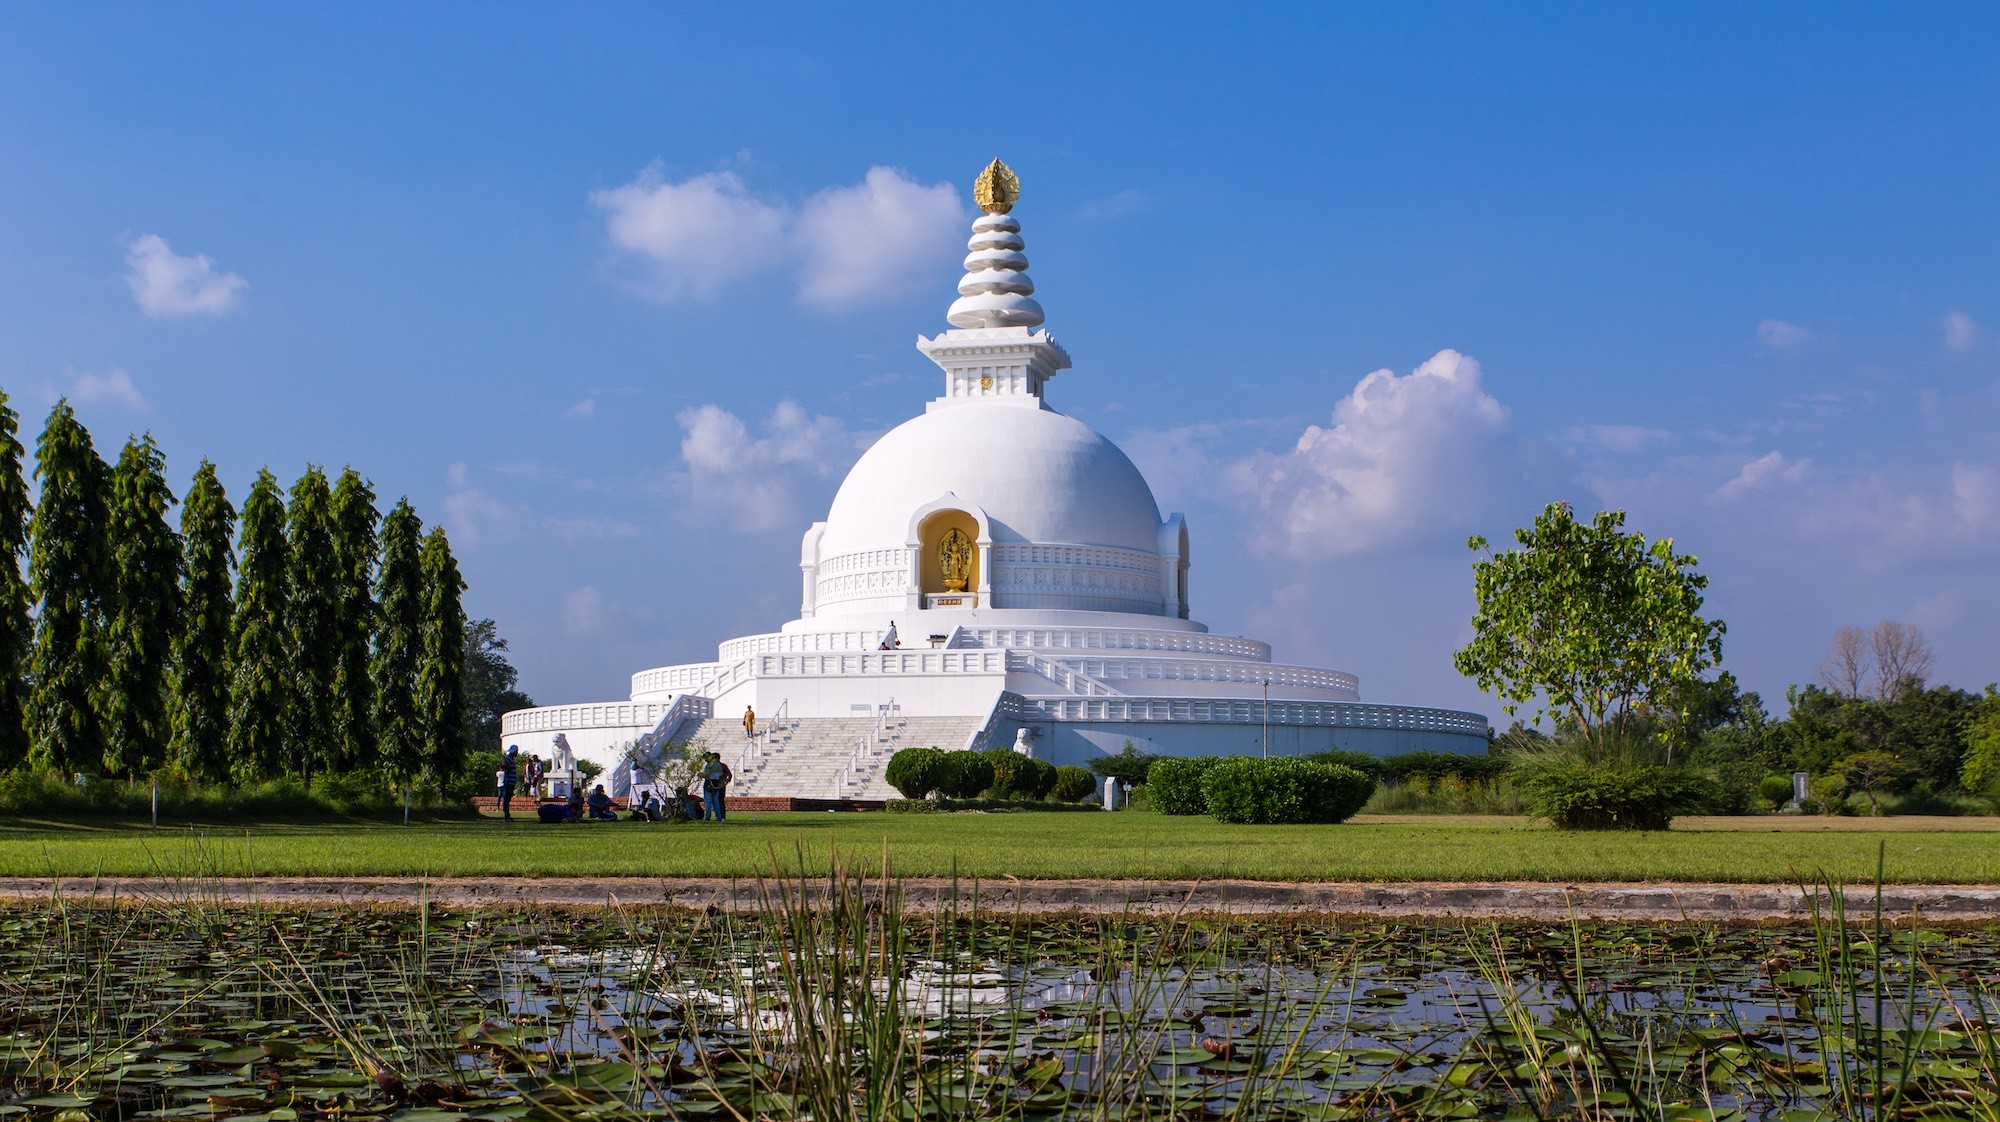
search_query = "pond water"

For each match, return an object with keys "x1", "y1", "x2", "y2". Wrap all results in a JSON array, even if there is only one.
[{"x1": 1, "y1": 889, "x2": 1995, "y2": 1120}]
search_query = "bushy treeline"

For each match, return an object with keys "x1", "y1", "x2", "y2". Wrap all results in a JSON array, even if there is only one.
[
  {"x1": 1498, "y1": 667, "x2": 2000, "y2": 815},
  {"x1": 0, "y1": 392, "x2": 473, "y2": 793}
]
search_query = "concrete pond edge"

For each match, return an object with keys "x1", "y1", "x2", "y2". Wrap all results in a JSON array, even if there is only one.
[{"x1": 0, "y1": 876, "x2": 1996, "y2": 922}]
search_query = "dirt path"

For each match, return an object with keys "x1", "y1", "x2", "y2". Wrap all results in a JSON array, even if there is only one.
[{"x1": 1, "y1": 876, "x2": 1996, "y2": 921}]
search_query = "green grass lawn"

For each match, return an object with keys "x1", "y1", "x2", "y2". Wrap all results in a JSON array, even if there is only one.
[{"x1": 0, "y1": 810, "x2": 1993, "y2": 883}]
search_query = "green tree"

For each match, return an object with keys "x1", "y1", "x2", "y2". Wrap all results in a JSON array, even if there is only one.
[
  {"x1": 416, "y1": 526, "x2": 467, "y2": 784},
  {"x1": 1830, "y1": 750, "x2": 1914, "y2": 816},
  {"x1": 1087, "y1": 741, "x2": 1158, "y2": 787},
  {"x1": 328, "y1": 468, "x2": 379, "y2": 772},
  {"x1": 169, "y1": 461, "x2": 235, "y2": 781},
  {"x1": 100, "y1": 434, "x2": 180, "y2": 777},
  {"x1": 0, "y1": 391, "x2": 31, "y2": 770},
  {"x1": 27, "y1": 401, "x2": 110, "y2": 773},
  {"x1": 227, "y1": 469, "x2": 288, "y2": 779},
  {"x1": 282, "y1": 467, "x2": 339, "y2": 786},
  {"x1": 370, "y1": 499, "x2": 424, "y2": 778},
  {"x1": 463, "y1": 618, "x2": 533, "y2": 762},
  {"x1": 1962, "y1": 688, "x2": 2000, "y2": 795},
  {"x1": 1454, "y1": 502, "x2": 1725, "y2": 753}
]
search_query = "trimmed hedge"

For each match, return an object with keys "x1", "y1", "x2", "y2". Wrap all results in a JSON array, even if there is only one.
[
  {"x1": 936, "y1": 751, "x2": 995, "y2": 800},
  {"x1": 1150, "y1": 756, "x2": 1224, "y2": 816},
  {"x1": 1051, "y1": 765, "x2": 1097, "y2": 802},
  {"x1": 886, "y1": 797, "x2": 1101, "y2": 814},
  {"x1": 1200, "y1": 757, "x2": 1376, "y2": 825},
  {"x1": 885, "y1": 747, "x2": 947, "y2": 799}
]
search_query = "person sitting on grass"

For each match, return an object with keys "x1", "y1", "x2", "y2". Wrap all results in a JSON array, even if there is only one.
[
  {"x1": 629, "y1": 791, "x2": 661, "y2": 822},
  {"x1": 674, "y1": 785, "x2": 703, "y2": 821},
  {"x1": 587, "y1": 784, "x2": 617, "y2": 821},
  {"x1": 564, "y1": 788, "x2": 586, "y2": 822}
]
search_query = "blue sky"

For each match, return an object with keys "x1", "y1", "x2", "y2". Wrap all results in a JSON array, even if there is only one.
[{"x1": 2, "y1": 5, "x2": 1996, "y2": 720}]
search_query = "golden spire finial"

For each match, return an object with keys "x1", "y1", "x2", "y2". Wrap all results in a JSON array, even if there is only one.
[{"x1": 973, "y1": 158, "x2": 1020, "y2": 215}]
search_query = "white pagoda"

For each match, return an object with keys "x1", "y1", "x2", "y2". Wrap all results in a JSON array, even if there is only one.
[{"x1": 501, "y1": 160, "x2": 1488, "y2": 800}]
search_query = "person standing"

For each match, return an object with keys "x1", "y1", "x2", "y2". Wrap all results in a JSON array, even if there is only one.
[
  {"x1": 742, "y1": 705, "x2": 756, "y2": 741},
  {"x1": 497, "y1": 745, "x2": 521, "y2": 822},
  {"x1": 701, "y1": 752, "x2": 733, "y2": 822},
  {"x1": 524, "y1": 753, "x2": 544, "y2": 800}
]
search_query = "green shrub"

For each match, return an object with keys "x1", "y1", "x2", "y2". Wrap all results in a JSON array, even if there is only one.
[
  {"x1": 1303, "y1": 749, "x2": 1384, "y2": 780},
  {"x1": 1513, "y1": 760, "x2": 1715, "y2": 830},
  {"x1": 1021, "y1": 757, "x2": 1059, "y2": 800},
  {"x1": 1704, "y1": 760, "x2": 1765, "y2": 816},
  {"x1": 1149, "y1": 756, "x2": 1224, "y2": 816},
  {"x1": 936, "y1": 751, "x2": 995, "y2": 800},
  {"x1": 1051, "y1": 765, "x2": 1097, "y2": 802},
  {"x1": 886, "y1": 796, "x2": 1100, "y2": 813},
  {"x1": 0, "y1": 767, "x2": 473, "y2": 823},
  {"x1": 884, "y1": 747, "x2": 946, "y2": 799},
  {"x1": 982, "y1": 747, "x2": 1027, "y2": 798},
  {"x1": 1757, "y1": 773, "x2": 1795, "y2": 811},
  {"x1": 1199, "y1": 757, "x2": 1376, "y2": 825}
]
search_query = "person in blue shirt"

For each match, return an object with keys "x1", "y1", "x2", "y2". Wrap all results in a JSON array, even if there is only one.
[
  {"x1": 497, "y1": 745, "x2": 521, "y2": 822},
  {"x1": 700, "y1": 753, "x2": 733, "y2": 822}
]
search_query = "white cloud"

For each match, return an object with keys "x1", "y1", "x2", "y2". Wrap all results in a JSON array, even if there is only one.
[
  {"x1": 1077, "y1": 188, "x2": 1148, "y2": 220},
  {"x1": 562, "y1": 586, "x2": 608, "y2": 636},
  {"x1": 564, "y1": 396, "x2": 597, "y2": 419},
  {"x1": 1943, "y1": 311, "x2": 1980, "y2": 352},
  {"x1": 124, "y1": 234, "x2": 246, "y2": 318},
  {"x1": 794, "y1": 167, "x2": 964, "y2": 309},
  {"x1": 1569, "y1": 424, "x2": 1670, "y2": 454},
  {"x1": 592, "y1": 164, "x2": 963, "y2": 309},
  {"x1": 1236, "y1": 349, "x2": 1518, "y2": 556},
  {"x1": 591, "y1": 168, "x2": 788, "y2": 300},
  {"x1": 542, "y1": 515, "x2": 640, "y2": 542},
  {"x1": 1755, "y1": 319, "x2": 1812, "y2": 353},
  {"x1": 677, "y1": 400, "x2": 860, "y2": 530},
  {"x1": 69, "y1": 367, "x2": 147, "y2": 410},
  {"x1": 442, "y1": 461, "x2": 521, "y2": 546},
  {"x1": 1709, "y1": 450, "x2": 1810, "y2": 503}
]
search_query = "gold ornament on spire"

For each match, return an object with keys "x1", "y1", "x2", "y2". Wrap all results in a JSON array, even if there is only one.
[{"x1": 973, "y1": 158, "x2": 1020, "y2": 215}]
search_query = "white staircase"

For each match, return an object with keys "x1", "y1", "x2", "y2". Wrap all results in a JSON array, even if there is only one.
[{"x1": 672, "y1": 710, "x2": 986, "y2": 799}]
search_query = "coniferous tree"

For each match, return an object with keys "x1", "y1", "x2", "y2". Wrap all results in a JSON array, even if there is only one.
[
  {"x1": 371, "y1": 499, "x2": 424, "y2": 779},
  {"x1": 328, "y1": 469, "x2": 379, "y2": 773},
  {"x1": 227, "y1": 469, "x2": 288, "y2": 779},
  {"x1": 26, "y1": 401, "x2": 110, "y2": 773},
  {"x1": 170, "y1": 461, "x2": 236, "y2": 781},
  {"x1": 415, "y1": 525, "x2": 467, "y2": 784},
  {"x1": 283, "y1": 467, "x2": 339, "y2": 786},
  {"x1": 101, "y1": 434, "x2": 181, "y2": 778},
  {"x1": 0, "y1": 391, "x2": 31, "y2": 770}
]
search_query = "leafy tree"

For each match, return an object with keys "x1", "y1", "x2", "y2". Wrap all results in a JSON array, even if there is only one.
[
  {"x1": 1454, "y1": 502, "x2": 1725, "y2": 753},
  {"x1": 169, "y1": 461, "x2": 235, "y2": 781},
  {"x1": 416, "y1": 526, "x2": 467, "y2": 784},
  {"x1": 1087, "y1": 741, "x2": 1158, "y2": 787},
  {"x1": 283, "y1": 467, "x2": 340, "y2": 786},
  {"x1": 0, "y1": 391, "x2": 31, "y2": 770},
  {"x1": 370, "y1": 499, "x2": 424, "y2": 778},
  {"x1": 1830, "y1": 750, "x2": 1914, "y2": 816},
  {"x1": 100, "y1": 434, "x2": 180, "y2": 777},
  {"x1": 227, "y1": 469, "x2": 288, "y2": 779},
  {"x1": 27, "y1": 401, "x2": 110, "y2": 774},
  {"x1": 328, "y1": 469, "x2": 379, "y2": 772},
  {"x1": 1962, "y1": 688, "x2": 2000, "y2": 795},
  {"x1": 1880, "y1": 684, "x2": 1979, "y2": 790},
  {"x1": 463, "y1": 618, "x2": 533, "y2": 762}
]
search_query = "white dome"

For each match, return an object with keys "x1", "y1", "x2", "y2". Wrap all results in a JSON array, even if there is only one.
[{"x1": 818, "y1": 404, "x2": 1163, "y2": 558}]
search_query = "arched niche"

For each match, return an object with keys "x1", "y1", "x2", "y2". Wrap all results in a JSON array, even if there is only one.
[{"x1": 917, "y1": 508, "x2": 981, "y2": 599}]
